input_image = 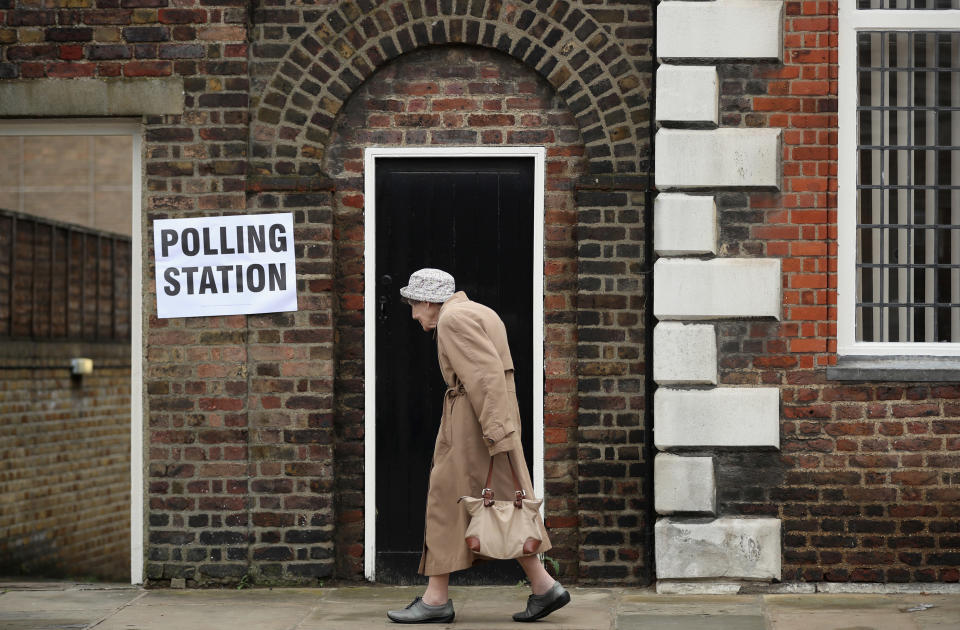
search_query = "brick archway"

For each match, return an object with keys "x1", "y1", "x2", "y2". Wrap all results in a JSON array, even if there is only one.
[
  {"x1": 320, "y1": 45, "x2": 588, "y2": 580},
  {"x1": 246, "y1": 0, "x2": 656, "y2": 585},
  {"x1": 249, "y1": 0, "x2": 645, "y2": 177}
]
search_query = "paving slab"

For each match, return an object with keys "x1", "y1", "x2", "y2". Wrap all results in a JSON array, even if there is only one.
[
  {"x1": 298, "y1": 586, "x2": 613, "y2": 630},
  {"x1": 104, "y1": 587, "x2": 331, "y2": 630},
  {"x1": 95, "y1": 598, "x2": 315, "y2": 630},
  {"x1": 764, "y1": 593, "x2": 939, "y2": 611},
  {"x1": 0, "y1": 581, "x2": 958, "y2": 630},
  {"x1": 619, "y1": 592, "x2": 762, "y2": 616},
  {"x1": 769, "y1": 611, "x2": 922, "y2": 630},
  {"x1": 618, "y1": 614, "x2": 765, "y2": 630},
  {"x1": 0, "y1": 584, "x2": 142, "y2": 630},
  {"x1": 764, "y1": 594, "x2": 960, "y2": 630},
  {"x1": 139, "y1": 587, "x2": 323, "y2": 607}
]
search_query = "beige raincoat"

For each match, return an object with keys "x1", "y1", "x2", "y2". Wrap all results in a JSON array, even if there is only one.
[{"x1": 418, "y1": 292, "x2": 552, "y2": 576}]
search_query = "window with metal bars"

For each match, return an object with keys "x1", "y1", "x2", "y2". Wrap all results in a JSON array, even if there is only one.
[
  {"x1": 858, "y1": 0, "x2": 960, "y2": 9},
  {"x1": 856, "y1": 30, "x2": 960, "y2": 343}
]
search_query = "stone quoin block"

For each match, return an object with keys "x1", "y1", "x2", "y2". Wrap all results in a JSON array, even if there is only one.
[
  {"x1": 653, "y1": 258, "x2": 782, "y2": 320},
  {"x1": 655, "y1": 128, "x2": 782, "y2": 189},
  {"x1": 654, "y1": 453, "x2": 716, "y2": 515},
  {"x1": 654, "y1": 387, "x2": 780, "y2": 450},
  {"x1": 655, "y1": 517, "x2": 782, "y2": 580},
  {"x1": 655, "y1": 65, "x2": 719, "y2": 125},
  {"x1": 653, "y1": 193, "x2": 717, "y2": 256},
  {"x1": 653, "y1": 322, "x2": 717, "y2": 385},
  {"x1": 657, "y1": 0, "x2": 784, "y2": 61}
]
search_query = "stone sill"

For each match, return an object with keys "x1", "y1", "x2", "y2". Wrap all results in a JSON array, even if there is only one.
[{"x1": 826, "y1": 355, "x2": 960, "y2": 383}]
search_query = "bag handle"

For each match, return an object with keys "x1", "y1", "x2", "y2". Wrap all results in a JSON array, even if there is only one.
[{"x1": 482, "y1": 453, "x2": 526, "y2": 508}]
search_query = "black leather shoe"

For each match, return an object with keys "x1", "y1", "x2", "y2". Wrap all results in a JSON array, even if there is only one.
[
  {"x1": 387, "y1": 596, "x2": 455, "y2": 624},
  {"x1": 513, "y1": 581, "x2": 571, "y2": 622}
]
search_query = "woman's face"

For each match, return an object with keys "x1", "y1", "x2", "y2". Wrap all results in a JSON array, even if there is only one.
[{"x1": 410, "y1": 301, "x2": 442, "y2": 332}]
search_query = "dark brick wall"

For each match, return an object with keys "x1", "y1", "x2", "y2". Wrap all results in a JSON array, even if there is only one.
[
  {"x1": 708, "y1": 0, "x2": 960, "y2": 583},
  {"x1": 145, "y1": 196, "x2": 336, "y2": 586},
  {"x1": 0, "y1": 341, "x2": 131, "y2": 581},
  {"x1": 0, "y1": 0, "x2": 246, "y2": 81},
  {"x1": 1, "y1": 0, "x2": 655, "y2": 586},
  {"x1": 574, "y1": 182, "x2": 649, "y2": 582},
  {"x1": 252, "y1": 0, "x2": 656, "y2": 586}
]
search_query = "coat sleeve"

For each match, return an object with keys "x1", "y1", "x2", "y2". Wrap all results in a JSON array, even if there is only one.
[{"x1": 437, "y1": 311, "x2": 515, "y2": 456}]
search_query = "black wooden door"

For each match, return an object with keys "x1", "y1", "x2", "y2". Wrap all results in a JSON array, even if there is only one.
[{"x1": 374, "y1": 157, "x2": 535, "y2": 584}]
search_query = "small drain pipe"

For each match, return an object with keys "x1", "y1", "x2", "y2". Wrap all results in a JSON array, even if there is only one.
[{"x1": 641, "y1": 0, "x2": 659, "y2": 587}]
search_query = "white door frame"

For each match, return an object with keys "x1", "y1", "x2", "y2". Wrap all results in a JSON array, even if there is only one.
[
  {"x1": 362, "y1": 146, "x2": 546, "y2": 581},
  {"x1": 0, "y1": 118, "x2": 144, "y2": 584}
]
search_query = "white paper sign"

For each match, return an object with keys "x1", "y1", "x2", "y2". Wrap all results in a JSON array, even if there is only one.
[{"x1": 154, "y1": 213, "x2": 297, "y2": 319}]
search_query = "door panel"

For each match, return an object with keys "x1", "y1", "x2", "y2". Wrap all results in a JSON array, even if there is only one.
[{"x1": 374, "y1": 157, "x2": 534, "y2": 584}]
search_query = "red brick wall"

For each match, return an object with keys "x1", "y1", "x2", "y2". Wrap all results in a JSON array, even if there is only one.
[
  {"x1": 713, "y1": 0, "x2": 960, "y2": 583},
  {"x1": 0, "y1": 1, "x2": 246, "y2": 81},
  {"x1": 0, "y1": 341, "x2": 131, "y2": 581}
]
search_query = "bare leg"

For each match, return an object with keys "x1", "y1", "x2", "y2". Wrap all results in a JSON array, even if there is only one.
[
  {"x1": 422, "y1": 573, "x2": 450, "y2": 606},
  {"x1": 517, "y1": 555, "x2": 556, "y2": 595}
]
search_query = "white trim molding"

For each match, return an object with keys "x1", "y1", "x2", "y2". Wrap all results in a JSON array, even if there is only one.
[
  {"x1": 837, "y1": 1, "x2": 960, "y2": 356},
  {"x1": 362, "y1": 146, "x2": 546, "y2": 582}
]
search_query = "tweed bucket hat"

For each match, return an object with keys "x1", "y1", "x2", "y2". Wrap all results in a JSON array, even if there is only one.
[{"x1": 400, "y1": 268, "x2": 455, "y2": 303}]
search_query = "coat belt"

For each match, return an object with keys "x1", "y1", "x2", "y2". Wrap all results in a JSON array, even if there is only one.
[{"x1": 445, "y1": 383, "x2": 466, "y2": 400}]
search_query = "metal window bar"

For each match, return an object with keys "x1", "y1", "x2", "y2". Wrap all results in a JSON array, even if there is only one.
[
  {"x1": 859, "y1": 222, "x2": 960, "y2": 226},
  {"x1": 856, "y1": 30, "x2": 960, "y2": 343},
  {"x1": 860, "y1": 261, "x2": 960, "y2": 268},
  {"x1": 859, "y1": 0, "x2": 960, "y2": 10},
  {"x1": 0, "y1": 208, "x2": 131, "y2": 342},
  {"x1": 952, "y1": 34, "x2": 960, "y2": 337},
  {"x1": 7, "y1": 214, "x2": 16, "y2": 337},
  {"x1": 862, "y1": 301, "x2": 960, "y2": 305},
  {"x1": 49, "y1": 223, "x2": 55, "y2": 338}
]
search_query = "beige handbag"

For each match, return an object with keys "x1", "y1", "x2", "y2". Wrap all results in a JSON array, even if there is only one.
[{"x1": 458, "y1": 454, "x2": 548, "y2": 560}]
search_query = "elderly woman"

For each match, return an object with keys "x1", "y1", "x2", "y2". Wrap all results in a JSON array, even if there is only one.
[{"x1": 387, "y1": 268, "x2": 570, "y2": 624}]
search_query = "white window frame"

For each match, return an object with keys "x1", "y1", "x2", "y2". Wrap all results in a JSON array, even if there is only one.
[
  {"x1": 362, "y1": 146, "x2": 546, "y2": 581},
  {"x1": 837, "y1": 1, "x2": 960, "y2": 356},
  {"x1": 0, "y1": 118, "x2": 144, "y2": 583}
]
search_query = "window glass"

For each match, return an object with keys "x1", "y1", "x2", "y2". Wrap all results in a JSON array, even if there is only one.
[{"x1": 856, "y1": 31, "x2": 960, "y2": 342}]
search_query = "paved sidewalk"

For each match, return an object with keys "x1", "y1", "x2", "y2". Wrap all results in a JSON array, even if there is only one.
[{"x1": 1, "y1": 580, "x2": 958, "y2": 629}]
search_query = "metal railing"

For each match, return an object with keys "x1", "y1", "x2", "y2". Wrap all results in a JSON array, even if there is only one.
[{"x1": 0, "y1": 208, "x2": 131, "y2": 341}]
